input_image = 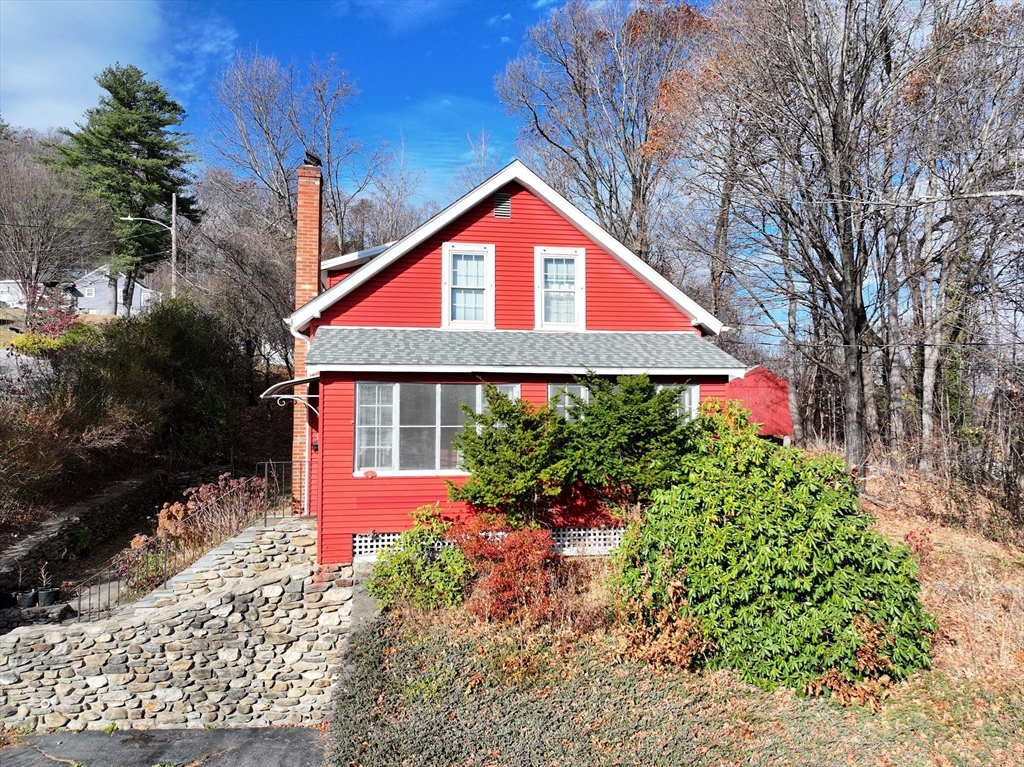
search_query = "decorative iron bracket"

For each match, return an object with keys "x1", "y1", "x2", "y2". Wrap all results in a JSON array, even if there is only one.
[{"x1": 267, "y1": 393, "x2": 319, "y2": 417}]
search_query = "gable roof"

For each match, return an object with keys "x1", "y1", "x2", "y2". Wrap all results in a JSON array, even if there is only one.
[
  {"x1": 306, "y1": 327, "x2": 745, "y2": 377},
  {"x1": 289, "y1": 160, "x2": 723, "y2": 336},
  {"x1": 320, "y1": 242, "x2": 395, "y2": 271}
]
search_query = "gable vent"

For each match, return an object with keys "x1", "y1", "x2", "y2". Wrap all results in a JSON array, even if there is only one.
[{"x1": 493, "y1": 192, "x2": 511, "y2": 218}]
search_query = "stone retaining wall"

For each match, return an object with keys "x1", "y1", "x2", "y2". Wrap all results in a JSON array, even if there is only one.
[
  {"x1": 0, "y1": 518, "x2": 355, "y2": 732},
  {"x1": 0, "y1": 604, "x2": 75, "y2": 634}
]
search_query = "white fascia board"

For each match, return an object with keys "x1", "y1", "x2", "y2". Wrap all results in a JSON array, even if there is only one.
[
  {"x1": 509, "y1": 171, "x2": 723, "y2": 336},
  {"x1": 308, "y1": 364, "x2": 746, "y2": 379},
  {"x1": 320, "y1": 241, "x2": 396, "y2": 271},
  {"x1": 291, "y1": 163, "x2": 531, "y2": 333},
  {"x1": 290, "y1": 159, "x2": 723, "y2": 336}
]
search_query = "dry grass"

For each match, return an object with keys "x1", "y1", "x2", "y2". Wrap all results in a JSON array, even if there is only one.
[
  {"x1": 865, "y1": 473, "x2": 1024, "y2": 690},
  {"x1": 334, "y1": 477, "x2": 1024, "y2": 766}
]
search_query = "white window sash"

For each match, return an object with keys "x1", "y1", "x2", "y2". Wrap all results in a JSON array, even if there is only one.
[
  {"x1": 656, "y1": 384, "x2": 701, "y2": 419},
  {"x1": 535, "y1": 246, "x2": 585, "y2": 330},
  {"x1": 548, "y1": 383, "x2": 589, "y2": 419},
  {"x1": 442, "y1": 242, "x2": 495, "y2": 329},
  {"x1": 355, "y1": 382, "x2": 521, "y2": 474}
]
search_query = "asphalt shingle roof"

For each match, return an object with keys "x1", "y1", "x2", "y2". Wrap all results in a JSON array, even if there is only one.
[{"x1": 306, "y1": 327, "x2": 745, "y2": 373}]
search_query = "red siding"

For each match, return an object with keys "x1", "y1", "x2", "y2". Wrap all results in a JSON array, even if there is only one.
[
  {"x1": 326, "y1": 263, "x2": 364, "y2": 289},
  {"x1": 723, "y1": 366, "x2": 794, "y2": 437},
  {"x1": 317, "y1": 372, "x2": 732, "y2": 564},
  {"x1": 698, "y1": 380, "x2": 730, "y2": 405},
  {"x1": 314, "y1": 183, "x2": 695, "y2": 332}
]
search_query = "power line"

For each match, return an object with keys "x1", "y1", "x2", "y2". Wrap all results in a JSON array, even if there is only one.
[{"x1": 0, "y1": 229, "x2": 172, "y2": 255}]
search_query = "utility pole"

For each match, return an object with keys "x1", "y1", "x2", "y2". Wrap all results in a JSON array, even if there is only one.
[{"x1": 170, "y1": 192, "x2": 177, "y2": 299}]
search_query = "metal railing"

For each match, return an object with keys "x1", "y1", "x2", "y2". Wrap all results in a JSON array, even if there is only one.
[
  {"x1": 257, "y1": 460, "x2": 308, "y2": 516},
  {"x1": 70, "y1": 476, "x2": 268, "y2": 622}
]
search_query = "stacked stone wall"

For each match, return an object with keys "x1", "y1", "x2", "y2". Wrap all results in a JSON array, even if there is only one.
[{"x1": 0, "y1": 518, "x2": 354, "y2": 732}]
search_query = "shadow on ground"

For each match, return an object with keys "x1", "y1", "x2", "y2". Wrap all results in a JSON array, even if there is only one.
[{"x1": 3, "y1": 726, "x2": 326, "y2": 766}]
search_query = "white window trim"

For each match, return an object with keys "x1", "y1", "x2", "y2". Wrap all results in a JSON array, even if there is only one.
[
  {"x1": 441, "y1": 242, "x2": 495, "y2": 329},
  {"x1": 548, "y1": 383, "x2": 589, "y2": 419},
  {"x1": 84, "y1": 287, "x2": 96, "y2": 298},
  {"x1": 354, "y1": 382, "x2": 520, "y2": 476},
  {"x1": 535, "y1": 246, "x2": 585, "y2": 330},
  {"x1": 657, "y1": 383, "x2": 701, "y2": 420}
]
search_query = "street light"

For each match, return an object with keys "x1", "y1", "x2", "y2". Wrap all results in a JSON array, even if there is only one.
[{"x1": 120, "y1": 192, "x2": 177, "y2": 299}]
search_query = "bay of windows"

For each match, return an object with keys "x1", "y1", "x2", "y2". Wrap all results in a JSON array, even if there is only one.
[{"x1": 356, "y1": 382, "x2": 519, "y2": 472}]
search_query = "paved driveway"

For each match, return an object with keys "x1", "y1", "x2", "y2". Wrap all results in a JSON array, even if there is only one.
[{"x1": 3, "y1": 726, "x2": 327, "y2": 766}]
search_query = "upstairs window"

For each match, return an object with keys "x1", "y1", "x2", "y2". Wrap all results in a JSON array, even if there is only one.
[
  {"x1": 442, "y1": 242, "x2": 494, "y2": 328},
  {"x1": 84, "y1": 287, "x2": 96, "y2": 298},
  {"x1": 535, "y1": 246, "x2": 585, "y2": 329},
  {"x1": 356, "y1": 382, "x2": 519, "y2": 473}
]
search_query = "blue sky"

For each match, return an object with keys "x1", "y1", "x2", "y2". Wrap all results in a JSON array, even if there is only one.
[{"x1": 0, "y1": 0, "x2": 562, "y2": 201}]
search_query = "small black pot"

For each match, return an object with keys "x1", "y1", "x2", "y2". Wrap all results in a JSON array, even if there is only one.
[
  {"x1": 0, "y1": 591, "x2": 15, "y2": 609},
  {"x1": 15, "y1": 589, "x2": 38, "y2": 608},
  {"x1": 37, "y1": 588, "x2": 59, "y2": 607}
]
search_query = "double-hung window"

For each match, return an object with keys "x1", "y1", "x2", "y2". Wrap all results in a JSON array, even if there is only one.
[
  {"x1": 548, "y1": 383, "x2": 589, "y2": 420},
  {"x1": 84, "y1": 287, "x2": 96, "y2": 298},
  {"x1": 356, "y1": 383, "x2": 519, "y2": 473},
  {"x1": 656, "y1": 384, "x2": 700, "y2": 420},
  {"x1": 442, "y1": 243, "x2": 495, "y2": 328},
  {"x1": 535, "y1": 247, "x2": 585, "y2": 329}
]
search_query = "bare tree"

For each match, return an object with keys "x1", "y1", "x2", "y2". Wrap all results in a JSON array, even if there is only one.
[
  {"x1": 448, "y1": 130, "x2": 503, "y2": 198},
  {"x1": 672, "y1": 0, "x2": 1024, "y2": 475},
  {"x1": 0, "y1": 129, "x2": 102, "y2": 325},
  {"x1": 208, "y1": 50, "x2": 385, "y2": 251},
  {"x1": 497, "y1": 0, "x2": 707, "y2": 272},
  {"x1": 183, "y1": 169, "x2": 296, "y2": 381}
]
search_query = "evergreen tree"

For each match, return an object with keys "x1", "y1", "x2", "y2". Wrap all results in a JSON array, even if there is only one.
[{"x1": 56, "y1": 64, "x2": 198, "y2": 313}]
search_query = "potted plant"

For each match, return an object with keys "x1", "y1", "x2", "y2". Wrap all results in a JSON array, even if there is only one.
[
  {"x1": 37, "y1": 562, "x2": 59, "y2": 607},
  {"x1": 14, "y1": 562, "x2": 37, "y2": 608}
]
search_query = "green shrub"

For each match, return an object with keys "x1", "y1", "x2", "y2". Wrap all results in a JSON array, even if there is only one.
[
  {"x1": 367, "y1": 506, "x2": 472, "y2": 610},
  {"x1": 48, "y1": 298, "x2": 249, "y2": 462},
  {"x1": 11, "y1": 322, "x2": 96, "y2": 356},
  {"x1": 449, "y1": 386, "x2": 573, "y2": 526},
  {"x1": 616, "y1": 401, "x2": 935, "y2": 692},
  {"x1": 451, "y1": 376, "x2": 693, "y2": 523},
  {"x1": 567, "y1": 373, "x2": 692, "y2": 506}
]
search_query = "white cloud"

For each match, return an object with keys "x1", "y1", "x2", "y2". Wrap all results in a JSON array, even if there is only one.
[
  {"x1": 334, "y1": 0, "x2": 469, "y2": 34},
  {"x1": 0, "y1": 0, "x2": 162, "y2": 131},
  {"x1": 487, "y1": 12, "x2": 512, "y2": 26},
  {"x1": 0, "y1": 0, "x2": 236, "y2": 132},
  {"x1": 532, "y1": 0, "x2": 560, "y2": 8},
  {"x1": 501, "y1": 36, "x2": 511, "y2": 44}
]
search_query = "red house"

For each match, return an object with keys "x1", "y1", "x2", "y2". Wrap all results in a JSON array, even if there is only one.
[{"x1": 266, "y1": 160, "x2": 748, "y2": 565}]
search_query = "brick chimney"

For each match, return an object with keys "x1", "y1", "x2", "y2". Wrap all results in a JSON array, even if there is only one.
[{"x1": 292, "y1": 164, "x2": 322, "y2": 510}]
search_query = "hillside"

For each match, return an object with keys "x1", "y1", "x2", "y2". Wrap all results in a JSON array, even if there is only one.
[{"x1": 332, "y1": 478, "x2": 1024, "y2": 766}]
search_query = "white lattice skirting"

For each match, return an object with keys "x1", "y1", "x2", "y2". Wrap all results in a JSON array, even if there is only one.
[{"x1": 353, "y1": 526, "x2": 624, "y2": 559}]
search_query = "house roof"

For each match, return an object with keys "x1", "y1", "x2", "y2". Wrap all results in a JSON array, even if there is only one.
[
  {"x1": 305, "y1": 327, "x2": 746, "y2": 377},
  {"x1": 290, "y1": 160, "x2": 724, "y2": 336},
  {"x1": 320, "y1": 242, "x2": 396, "y2": 271}
]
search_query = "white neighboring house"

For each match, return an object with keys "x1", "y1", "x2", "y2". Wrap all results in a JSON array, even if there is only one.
[
  {"x1": 73, "y1": 266, "x2": 161, "y2": 316},
  {"x1": 0, "y1": 280, "x2": 29, "y2": 310}
]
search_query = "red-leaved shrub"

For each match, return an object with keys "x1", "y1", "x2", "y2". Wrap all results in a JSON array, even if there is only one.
[{"x1": 454, "y1": 515, "x2": 558, "y2": 623}]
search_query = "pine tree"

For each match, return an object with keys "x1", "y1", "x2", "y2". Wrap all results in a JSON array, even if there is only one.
[{"x1": 56, "y1": 64, "x2": 198, "y2": 313}]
